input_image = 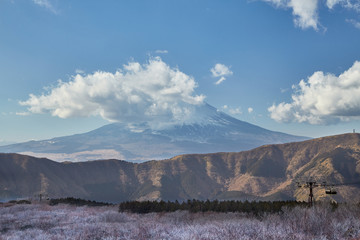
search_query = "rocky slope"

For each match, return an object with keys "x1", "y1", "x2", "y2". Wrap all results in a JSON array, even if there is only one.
[{"x1": 1, "y1": 133, "x2": 359, "y2": 203}]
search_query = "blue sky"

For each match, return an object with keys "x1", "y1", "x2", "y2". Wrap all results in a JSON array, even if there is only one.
[{"x1": 1, "y1": 0, "x2": 360, "y2": 144}]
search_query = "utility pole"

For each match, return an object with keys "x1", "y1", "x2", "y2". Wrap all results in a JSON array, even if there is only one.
[
  {"x1": 296, "y1": 180, "x2": 335, "y2": 207},
  {"x1": 308, "y1": 181, "x2": 315, "y2": 207},
  {"x1": 34, "y1": 192, "x2": 49, "y2": 202},
  {"x1": 297, "y1": 179, "x2": 360, "y2": 206}
]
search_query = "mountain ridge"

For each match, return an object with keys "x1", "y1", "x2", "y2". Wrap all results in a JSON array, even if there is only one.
[{"x1": 1, "y1": 133, "x2": 359, "y2": 203}]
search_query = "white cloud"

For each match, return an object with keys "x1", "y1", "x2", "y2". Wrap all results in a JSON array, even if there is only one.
[
  {"x1": 75, "y1": 69, "x2": 85, "y2": 74},
  {"x1": 261, "y1": 0, "x2": 320, "y2": 30},
  {"x1": 280, "y1": 88, "x2": 289, "y2": 93},
  {"x1": 16, "y1": 112, "x2": 30, "y2": 116},
  {"x1": 288, "y1": 0, "x2": 320, "y2": 30},
  {"x1": 229, "y1": 107, "x2": 242, "y2": 115},
  {"x1": 32, "y1": 0, "x2": 58, "y2": 14},
  {"x1": 210, "y1": 63, "x2": 233, "y2": 85},
  {"x1": 155, "y1": 50, "x2": 168, "y2": 54},
  {"x1": 326, "y1": 0, "x2": 343, "y2": 9},
  {"x1": 347, "y1": 19, "x2": 360, "y2": 29},
  {"x1": 268, "y1": 61, "x2": 360, "y2": 124},
  {"x1": 222, "y1": 105, "x2": 242, "y2": 115},
  {"x1": 262, "y1": 0, "x2": 360, "y2": 31},
  {"x1": 261, "y1": 0, "x2": 360, "y2": 30},
  {"x1": 211, "y1": 63, "x2": 233, "y2": 77},
  {"x1": 248, "y1": 107, "x2": 254, "y2": 114},
  {"x1": 215, "y1": 77, "x2": 226, "y2": 85},
  {"x1": 20, "y1": 57, "x2": 205, "y2": 128},
  {"x1": 328, "y1": 0, "x2": 360, "y2": 11},
  {"x1": 348, "y1": 1, "x2": 360, "y2": 11}
]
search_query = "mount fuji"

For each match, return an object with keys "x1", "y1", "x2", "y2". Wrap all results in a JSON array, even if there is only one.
[{"x1": 0, "y1": 103, "x2": 308, "y2": 162}]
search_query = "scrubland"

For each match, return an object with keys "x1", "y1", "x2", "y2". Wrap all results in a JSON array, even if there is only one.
[{"x1": 0, "y1": 202, "x2": 360, "y2": 240}]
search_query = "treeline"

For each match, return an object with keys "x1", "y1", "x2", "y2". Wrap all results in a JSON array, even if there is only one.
[
  {"x1": 49, "y1": 197, "x2": 112, "y2": 207},
  {"x1": 119, "y1": 199, "x2": 312, "y2": 214},
  {"x1": 5, "y1": 199, "x2": 31, "y2": 205}
]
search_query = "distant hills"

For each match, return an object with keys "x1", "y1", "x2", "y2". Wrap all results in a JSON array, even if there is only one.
[
  {"x1": 0, "y1": 103, "x2": 307, "y2": 162},
  {"x1": 1, "y1": 133, "x2": 360, "y2": 203}
]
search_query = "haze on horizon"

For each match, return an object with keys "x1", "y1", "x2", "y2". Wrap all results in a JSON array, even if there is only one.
[{"x1": 1, "y1": 0, "x2": 360, "y2": 144}]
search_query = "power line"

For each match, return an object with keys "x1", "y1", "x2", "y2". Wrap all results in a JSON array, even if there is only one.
[
  {"x1": 296, "y1": 180, "x2": 337, "y2": 206},
  {"x1": 296, "y1": 179, "x2": 360, "y2": 206},
  {"x1": 331, "y1": 181, "x2": 360, "y2": 186}
]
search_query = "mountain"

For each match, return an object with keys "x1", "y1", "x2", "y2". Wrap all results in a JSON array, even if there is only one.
[
  {"x1": 0, "y1": 103, "x2": 307, "y2": 162},
  {"x1": 1, "y1": 133, "x2": 360, "y2": 203}
]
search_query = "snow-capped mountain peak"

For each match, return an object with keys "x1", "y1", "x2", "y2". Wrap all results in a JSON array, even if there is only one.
[{"x1": 0, "y1": 103, "x2": 308, "y2": 162}]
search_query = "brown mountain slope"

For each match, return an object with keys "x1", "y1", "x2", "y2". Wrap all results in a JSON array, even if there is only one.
[{"x1": 1, "y1": 133, "x2": 360, "y2": 203}]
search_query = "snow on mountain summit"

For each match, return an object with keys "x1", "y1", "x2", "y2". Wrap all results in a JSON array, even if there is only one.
[{"x1": 0, "y1": 103, "x2": 308, "y2": 162}]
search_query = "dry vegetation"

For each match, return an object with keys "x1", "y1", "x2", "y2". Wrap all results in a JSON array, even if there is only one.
[
  {"x1": 2, "y1": 134, "x2": 360, "y2": 203},
  {"x1": 1, "y1": 202, "x2": 360, "y2": 240}
]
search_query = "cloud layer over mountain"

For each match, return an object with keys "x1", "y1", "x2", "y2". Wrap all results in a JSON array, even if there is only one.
[
  {"x1": 269, "y1": 61, "x2": 360, "y2": 124},
  {"x1": 20, "y1": 57, "x2": 205, "y2": 128}
]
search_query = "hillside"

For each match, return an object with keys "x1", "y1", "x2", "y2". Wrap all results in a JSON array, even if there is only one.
[
  {"x1": 0, "y1": 103, "x2": 307, "y2": 162},
  {"x1": 1, "y1": 133, "x2": 360, "y2": 203}
]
